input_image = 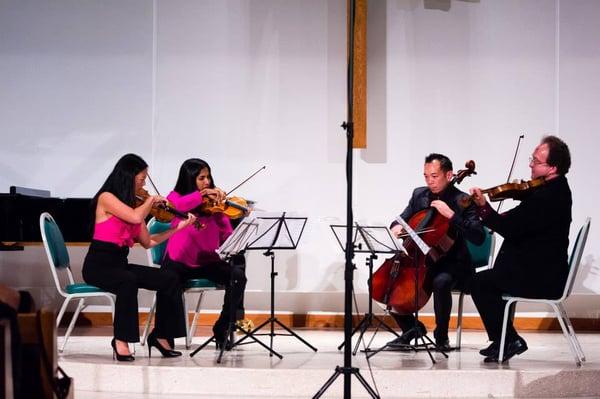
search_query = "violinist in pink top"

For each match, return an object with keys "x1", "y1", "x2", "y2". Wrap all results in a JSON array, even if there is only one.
[
  {"x1": 82, "y1": 154, "x2": 196, "y2": 361},
  {"x1": 163, "y1": 158, "x2": 248, "y2": 350}
]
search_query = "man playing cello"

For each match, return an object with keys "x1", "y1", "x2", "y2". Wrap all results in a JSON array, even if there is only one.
[{"x1": 387, "y1": 153, "x2": 485, "y2": 351}]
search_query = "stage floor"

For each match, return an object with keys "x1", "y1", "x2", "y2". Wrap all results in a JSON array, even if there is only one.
[{"x1": 61, "y1": 327, "x2": 600, "y2": 398}]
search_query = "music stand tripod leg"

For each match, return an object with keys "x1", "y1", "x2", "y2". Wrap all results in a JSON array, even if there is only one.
[
  {"x1": 236, "y1": 251, "x2": 317, "y2": 354},
  {"x1": 273, "y1": 318, "x2": 317, "y2": 351},
  {"x1": 313, "y1": 366, "x2": 380, "y2": 399},
  {"x1": 338, "y1": 254, "x2": 400, "y2": 353}
]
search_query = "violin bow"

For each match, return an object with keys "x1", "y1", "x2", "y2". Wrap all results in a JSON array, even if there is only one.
[
  {"x1": 225, "y1": 166, "x2": 266, "y2": 196},
  {"x1": 496, "y1": 134, "x2": 524, "y2": 213},
  {"x1": 146, "y1": 174, "x2": 162, "y2": 196}
]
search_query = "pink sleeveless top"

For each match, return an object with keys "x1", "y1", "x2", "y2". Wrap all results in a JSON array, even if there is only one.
[{"x1": 93, "y1": 215, "x2": 141, "y2": 247}]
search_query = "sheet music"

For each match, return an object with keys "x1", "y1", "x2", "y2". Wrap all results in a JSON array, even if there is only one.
[
  {"x1": 329, "y1": 224, "x2": 404, "y2": 254},
  {"x1": 394, "y1": 216, "x2": 430, "y2": 255},
  {"x1": 354, "y1": 224, "x2": 397, "y2": 253},
  {"x1": 217, "y1": 217, "x2": 259, "y2": 259},
  {"x1": 247, "y1": 212, "x2": 307, "y2": 249}
]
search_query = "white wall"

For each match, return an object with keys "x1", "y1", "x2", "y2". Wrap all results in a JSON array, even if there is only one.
[{"x1": 1, "y1": 0, "x2": 599, "y2": 316}]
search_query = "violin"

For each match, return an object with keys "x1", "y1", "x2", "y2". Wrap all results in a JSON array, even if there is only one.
[
  {"x1": 479, "y1": 177, "x2": 545, "y2": 202},
  {"x1": 136, "y1": 188, "x2": 204, "y2": 229},
  {"x1": 371, "y1": 160, "x2": 477, "y2": 315},
  {"x1": 199, "y1": 195, "x2": 250, "y2": 219},
  {"x1": 197, "y1": 166, "x2": 265, "y2": 219}
]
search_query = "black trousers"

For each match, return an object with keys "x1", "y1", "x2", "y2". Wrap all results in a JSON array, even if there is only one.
[
  {"x1": 392, "y1": 270, "x2": 457, "y2": 342},
  {"x1": 470, "y1": 269, "x2": 519, "y2": 342},
  {"x1": 161, "y1": 255, "x2": 247, "y2": 330},
  {"x1": 82, "y1": 240, "x2": 183, "y2": 342}
]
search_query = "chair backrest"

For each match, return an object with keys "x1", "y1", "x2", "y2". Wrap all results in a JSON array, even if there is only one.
[
  {"x1": 146, "y1": 217, "x2": 172, "y2": 266},
  {"x1": 39, "y1": 212, "x2": 74, "y2": 293},
  {"x1": 466, "y1": 227, "x2": 495, "y2": 268},
  {"x1": 561, "y1": 217, "x2": 591, "y2": 300}
]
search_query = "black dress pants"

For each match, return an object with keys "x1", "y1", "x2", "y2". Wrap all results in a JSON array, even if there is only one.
[
  {"x1": 470, "y1": 269, "x2": 519, "y2": 342},
  {"x1": 161, "y1": 255, "x2": 247, "y2": 330},
  {"x1": 392, "y1": 270, "x2": 456, "y2": 342},
  {"x1": 82, "y1": 240, "x2": 183, "y2": 342}
]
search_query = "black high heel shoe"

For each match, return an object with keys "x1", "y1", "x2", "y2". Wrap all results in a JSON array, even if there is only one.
[
  {"x1": 111, "y1": 338, "x2": 135, "y2": 362},
  {"x1": 212, "y1": 320, "x2": 233, "y2": 351},
  {"x1": 147, "y1": 330, "x2": 182, "y2": 358}
]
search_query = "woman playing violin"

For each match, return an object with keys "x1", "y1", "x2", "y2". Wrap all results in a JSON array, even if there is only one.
[
  {"x1": 469, "y1": 135, "x2": 572, "y2": 363},
  {"x1": 82, "y1": 154, "x2": 196, "y2": 361},
  {"x1": 162, "y1": 158, "x2": 249, "y2": 349}
]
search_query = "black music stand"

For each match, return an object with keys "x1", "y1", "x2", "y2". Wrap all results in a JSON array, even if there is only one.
[
  {"x1": 189, "y1": 217, "x2": 283, "y2": 363},
  {"x1": 235, "y1": 212, "x2": 317, "y2": 356},
  {"x1": 365, "y1": 216, "x2": 448, "y2": 364},
  {"x1": 331, "y1": 223, "x2": 401, "y2": 355}
]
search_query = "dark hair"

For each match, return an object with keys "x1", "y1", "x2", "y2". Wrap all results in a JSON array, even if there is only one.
[
  {"x1": 424, "y1": 153, "x2": 453, "y2": 172},
  {"x1": 173, "y1": 158, "x2": 215, "y2": 195},
  {"x1": 91, "y1": 153, "x2": 148, "y2": 222},
  {"x1": 542, "y1": 135, "x2": 571, "y2": 175}
]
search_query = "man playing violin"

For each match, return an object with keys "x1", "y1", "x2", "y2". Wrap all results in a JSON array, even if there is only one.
[
  {"x1": 388, "y1": 153, "x2": 486, "y2": 351},
  {"x1": 469, "y1": 135, "x2": 572, "y2": 362}
]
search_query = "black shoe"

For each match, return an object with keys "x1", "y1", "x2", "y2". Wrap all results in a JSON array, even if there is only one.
[
  {"x1": 484, "y1": 337, "x2": 528, "y2": 363},
  {"x1": 435, "y1": 338, "x2": 452, "y2": 352},
  {"x1": 111, "y1": 338, "x2": 135, "y2": 362},
  {"x1": 387, "y1": 325, "x2": 427, "y2": 348},
  {"x1": 479, "y1": 341, "x2": 499, "y2": 357},
  {"x1": 147, "y1": 330, "x2": 182, "y2": 358}
]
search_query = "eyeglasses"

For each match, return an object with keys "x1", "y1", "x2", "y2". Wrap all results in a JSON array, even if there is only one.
[{"x1": 529, "y1": 156, "x2": 548, "y2": 166}]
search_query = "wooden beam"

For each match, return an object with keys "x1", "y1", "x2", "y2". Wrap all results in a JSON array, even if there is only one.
[{"x1": 350, "y1": 0, "x2": 367, "y2": 148}]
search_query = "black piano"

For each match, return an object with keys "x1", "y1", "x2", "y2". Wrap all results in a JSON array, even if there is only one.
[{"x1": 0, "y1": 186, "x2": 93, "y2": 250}]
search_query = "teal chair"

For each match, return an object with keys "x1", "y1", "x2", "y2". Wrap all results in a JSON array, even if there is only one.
[
  {"x1": 454, "y1": 228, "x2": 496, "y2": 349},
  {"x1": 141, "y1": 218, "x2": 220, "y2": 349},
  {"x1": 498, "y1": 217, "x2": 590, "y2": 366},
  {"x1": 39, "y1": 212, "x2": 115, "y2": 352}
]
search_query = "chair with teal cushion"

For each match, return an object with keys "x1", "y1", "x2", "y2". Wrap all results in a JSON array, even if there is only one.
[
  {"x1": 39, "y1": 212, "x2": 115, "y2": 352},
  {"x1": 141, "y1": 218, "x2": 221, "y2": 349},
  {"x1": 454, "y1": 227, "x2": 496, "y2": 349}
]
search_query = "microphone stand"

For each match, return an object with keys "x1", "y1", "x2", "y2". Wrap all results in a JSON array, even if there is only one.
[{"x1": 313, "y1": 1, "x2": 378, "y2": 397}]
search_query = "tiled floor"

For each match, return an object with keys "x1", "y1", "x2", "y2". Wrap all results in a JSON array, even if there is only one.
[{"x1": 60, "y1": 327, "x2": 600, "y2": 398}]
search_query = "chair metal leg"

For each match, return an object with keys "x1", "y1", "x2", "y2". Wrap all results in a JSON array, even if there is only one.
[
  {"x1": 557, "y1": 303, "x2": 586, "y2": 362},
  {"x1": 141, "y1": 294, "x2": 157, "y2": 346},
  {"x1": 56, "y1": 297, "x2": 71, "y2": 328},
  {"x1": 498, "y1": 299, "x2": 515, "y2": 363},
  {"x1": 182, "y1": 293, "x2": 190, "y2": 349},
  {"x1": 550, "y1": 303, "x2": 582, "y2": 366},
  {"x1": 187, "y1": 291, "x2": 205, "y2": 349},
  {"x1": 108, "y1": 295, "x2": 115, "y2": 322},
  {"x1": 61, "y1": 298, "x2": 85, "y2": 352},
  {"x1": 553, "y1": 303, "x2": 583, "y2": 365},
  {"x1": 455, "y1": 291, "x2": 464, "y2": 349}
]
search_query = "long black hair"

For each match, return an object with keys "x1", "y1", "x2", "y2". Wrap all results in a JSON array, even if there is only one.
[
  {"x1": 92, "y1": 154, "x2": 148, "y2": 218},
  {"x1": 173, "y1": 158, "x2": 215, "y2": 195}
]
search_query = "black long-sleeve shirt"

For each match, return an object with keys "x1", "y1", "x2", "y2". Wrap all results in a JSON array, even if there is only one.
[{"x1": 391, "y1": 184, "x2": 486, "y2": 277}]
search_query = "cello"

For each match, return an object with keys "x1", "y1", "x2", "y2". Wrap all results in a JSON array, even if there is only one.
[{"x1": 371, "y1": 161, "x2": 477, "y2": 315}]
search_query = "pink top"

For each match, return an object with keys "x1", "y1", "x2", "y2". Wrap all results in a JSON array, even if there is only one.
[
  {"x1": 93, "y1": 215, "x2": 141, "y2": 247},
  {"x1": 165, "y1": 191, "x2": 233, "y2": 267}
]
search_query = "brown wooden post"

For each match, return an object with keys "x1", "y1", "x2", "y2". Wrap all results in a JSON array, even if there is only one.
[{"x1": 350, "y1": 0, "x2": 367, "y2": 148}]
